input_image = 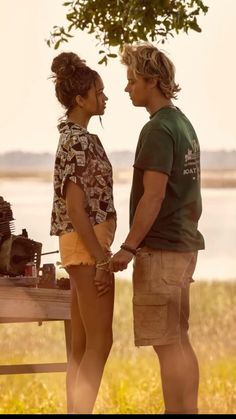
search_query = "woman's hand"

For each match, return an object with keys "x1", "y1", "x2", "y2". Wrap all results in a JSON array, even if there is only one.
[{"x1": 94, "y1": 268, "x2": 113, "y2": 297}]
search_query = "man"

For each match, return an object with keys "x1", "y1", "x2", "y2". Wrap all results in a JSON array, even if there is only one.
[{"x1": 111, "y1": 42, "x2": 205, "y2": 414}]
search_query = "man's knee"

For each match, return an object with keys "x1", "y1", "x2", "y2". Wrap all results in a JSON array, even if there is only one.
[{"x1": 153, "y1": 341, "x2": 182, "y2": 360}]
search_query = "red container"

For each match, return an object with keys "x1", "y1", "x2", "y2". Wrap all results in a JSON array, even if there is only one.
[{"x1": 24, "y1": 262, "x2": 37, "y2": 277}]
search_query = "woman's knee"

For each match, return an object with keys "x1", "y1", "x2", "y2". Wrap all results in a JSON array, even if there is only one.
[
  {"x1": 102, "y1": 336, "x2": 113, "y2": 361},
  {"x1": 70, "y1": 338, "x2": 86, "y2": 362},
  {"x1": 99, "y1": 333, "x2": 113, "y2": 358},
  {"x1": 87, "y1": 333, "x2": 113, "y2": 360}
]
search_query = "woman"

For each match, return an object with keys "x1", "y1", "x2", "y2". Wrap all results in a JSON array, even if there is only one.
[{"x1": 50, "y1": 52, "x2": 116, "y2": 414}]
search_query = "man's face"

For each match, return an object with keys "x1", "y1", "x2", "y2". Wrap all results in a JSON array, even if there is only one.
[{"x1": 125, "y1": 67, "x2": 150, "y2": 107}]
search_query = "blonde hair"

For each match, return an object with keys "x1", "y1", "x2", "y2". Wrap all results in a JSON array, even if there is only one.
[{"x1": 121, "y1": 42, "x2": 181, "y2": 99}]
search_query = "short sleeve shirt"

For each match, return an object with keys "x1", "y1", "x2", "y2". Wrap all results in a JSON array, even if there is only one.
[
  {"x1": 130, "y1": 107, "x2": 205, "y2": 251},
  {"x1": 50, "y1": 121, "x2": 116, "y2": 236}
]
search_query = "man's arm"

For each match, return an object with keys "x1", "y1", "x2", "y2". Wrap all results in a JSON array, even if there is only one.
[{"x1": 111, "y1": 170, "x2": 168, "y2": 272}]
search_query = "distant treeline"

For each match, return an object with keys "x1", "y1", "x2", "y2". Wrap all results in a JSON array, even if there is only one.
[
  {"x1": 0, "y1": 150, "x2": 236, "y2": 171},
  {"x1": 0, "y1": 151, "x2": 54, "y2": 171}
]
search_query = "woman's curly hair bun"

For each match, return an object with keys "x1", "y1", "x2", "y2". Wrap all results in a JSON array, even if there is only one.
[
  {"x1": 51, "y1": 52, "x2": 86, "y2": 81},
  {"x1": 51, "y1": 51, "x2": 99, "y2": 116}
]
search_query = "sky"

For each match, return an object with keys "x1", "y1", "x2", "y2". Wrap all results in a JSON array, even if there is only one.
[{"x1": 0, "y1": 0, "x2": 236, "y2": 154}]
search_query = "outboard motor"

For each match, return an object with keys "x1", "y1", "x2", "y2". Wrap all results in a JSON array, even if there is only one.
[{"x1": 0, "y1": 196, "x2": 42, "y2": 276}]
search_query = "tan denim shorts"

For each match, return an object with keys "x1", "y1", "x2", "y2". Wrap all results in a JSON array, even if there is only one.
[
  {"x1": 59, "y1": 217, "x2": 116, "y2": 267},
  {"x1": 132, "y1": 247, "x2": 198, "y2": 347}
]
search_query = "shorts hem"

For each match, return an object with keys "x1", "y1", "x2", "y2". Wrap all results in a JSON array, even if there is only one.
[
  {"x1": 134, "y1": 335, "x2": 180, "y2": 347},
  {"x1": 61, "y1": 261, "x2": 95, "y2": 268}
]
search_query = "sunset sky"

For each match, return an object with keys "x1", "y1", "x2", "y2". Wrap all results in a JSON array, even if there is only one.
[{"x1": 1, "y1": 0, "x2": 236, "y2": 154}]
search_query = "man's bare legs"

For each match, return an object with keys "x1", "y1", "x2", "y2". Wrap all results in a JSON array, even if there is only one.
[
  {"x1": 154, "y1": 337, "x2": 199, "y2": 414},
  {"x1": 154, "y1": 283, "x2": 199, "y2": 414},
  {"x1": 181, "y1": 333, "x2": 199, "y2": 412}
]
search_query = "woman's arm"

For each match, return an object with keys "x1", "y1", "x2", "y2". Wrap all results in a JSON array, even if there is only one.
[
  {"x1": 65, "y1": 180, "x2": 112, "y2": 296},
  {"x1": 66, "y1": 180, "x2": 107, "y2": 262}
]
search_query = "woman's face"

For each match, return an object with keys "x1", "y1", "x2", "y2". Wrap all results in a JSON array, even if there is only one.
[{"x1": 84, "y1": 76, "x2": 108, "y2": 116}]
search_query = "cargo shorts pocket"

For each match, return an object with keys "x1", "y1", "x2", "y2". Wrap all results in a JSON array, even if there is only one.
[
  {"x1": 133, "y1": 293, "x2": 169, "y2": 340},
  {"x1": 161, "y1": 251, "x2": 197, "y2": 287},
  {"x1": 133, "y1": 251, "x2": 151, "y2": 293}
]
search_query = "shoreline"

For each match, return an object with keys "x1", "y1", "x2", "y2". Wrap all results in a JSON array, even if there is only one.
[{"x1": 1, "y1": 169, "x2": 236, "y2": 188}]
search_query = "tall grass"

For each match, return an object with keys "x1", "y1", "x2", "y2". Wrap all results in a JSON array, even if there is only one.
[{"x1": 0, "y1": 280, "x2": 235, "y2": 414}]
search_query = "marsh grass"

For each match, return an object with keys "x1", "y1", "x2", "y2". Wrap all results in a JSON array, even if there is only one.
[{"x1": 0, "y1": 280, "x2": 235, "y2": 414}]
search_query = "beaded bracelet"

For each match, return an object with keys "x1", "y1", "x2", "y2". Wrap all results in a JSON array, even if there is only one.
[
  {"x1": 96, "y1": 259, "x2": 110, "y2": 268},
  {"x1": 120, "y1": 243, "x2": 137, "y2": 256},
  {"x1": 96, "y1": 258, "x2": 110, "y2": 272}
]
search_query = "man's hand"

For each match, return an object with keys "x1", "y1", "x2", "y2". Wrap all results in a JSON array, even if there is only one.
[{"x1": 110, "y1": 249, "x2": 133, "y2": 273}]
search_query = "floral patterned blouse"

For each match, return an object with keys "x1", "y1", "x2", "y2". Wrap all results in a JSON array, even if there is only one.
[{"x1": 50, "y1": 121, "x2": 116, "y2": 236}]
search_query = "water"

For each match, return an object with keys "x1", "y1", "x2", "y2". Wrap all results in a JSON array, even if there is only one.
[{"x1": 1, "y1": 178, "x2": 236, "y2": 281}]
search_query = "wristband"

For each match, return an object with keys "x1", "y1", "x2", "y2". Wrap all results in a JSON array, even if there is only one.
[
  {"x1": 96, "y1": 259, "x2": 110, "y2": 268},
  {"x1": 120, "y1": 243, "x2": 137, "y2": 256}
]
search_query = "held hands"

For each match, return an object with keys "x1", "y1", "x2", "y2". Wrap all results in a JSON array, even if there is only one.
[
  {"x1": 110, "y1": 249, "x2": 134, "y2": 273},
  {"x1": 94, "y1": 244, "x2": 136, "y2": 295}
]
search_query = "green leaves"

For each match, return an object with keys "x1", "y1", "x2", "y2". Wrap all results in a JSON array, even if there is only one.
[{"x1": 46, "y1": 0, "x2": 209, "y2": 64}]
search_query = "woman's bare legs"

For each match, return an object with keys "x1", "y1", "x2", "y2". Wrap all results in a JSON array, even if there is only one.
[
  {"x1": 67, "y1": 265, "x2": 114, "y2": 414},
  {"x1": 66, "y1": 281, "x2": 86, "y2": 413}
]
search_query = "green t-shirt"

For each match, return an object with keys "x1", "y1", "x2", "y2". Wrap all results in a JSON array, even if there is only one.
[{"x1": 130, "y1": 107, "x2": 205, "y2": 251}]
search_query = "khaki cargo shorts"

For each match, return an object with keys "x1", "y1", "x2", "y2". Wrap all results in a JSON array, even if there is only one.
[{"x1": 132, "y1": 247, "x2": 198, "y2": 347}]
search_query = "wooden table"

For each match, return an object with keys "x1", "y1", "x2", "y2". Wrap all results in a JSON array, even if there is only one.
[{"x1": 0, "y1": 285, "x2": 71, "y2": 375}]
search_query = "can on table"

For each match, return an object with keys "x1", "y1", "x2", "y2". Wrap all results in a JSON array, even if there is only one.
[
  {"x1": 42, "y1": 263, "x2": 56, "y2": 280},
  {"x1": 39, "y1": 263, "x2": 56, "y2": 288},
  {"x1": 24, "y1": 262, "x2": 37, "y2": 277}
]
